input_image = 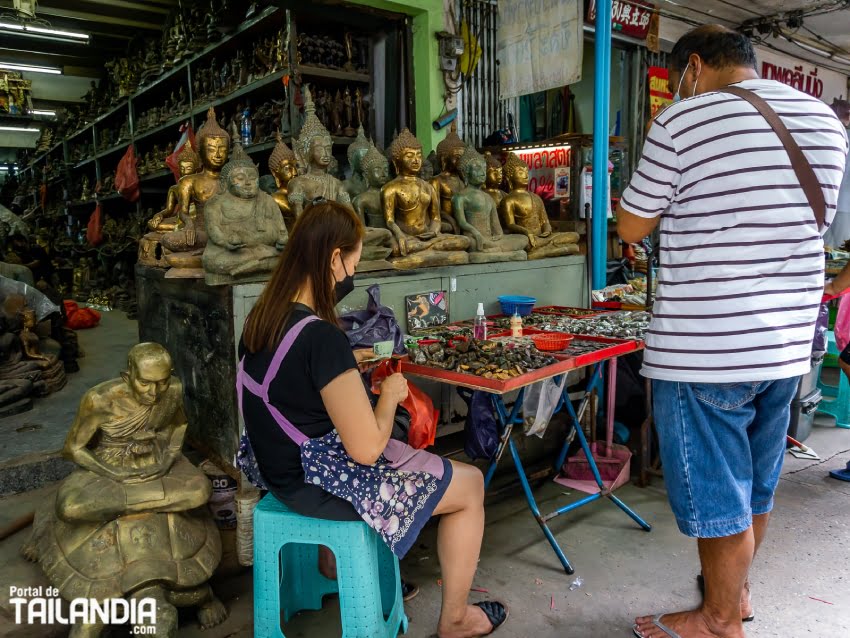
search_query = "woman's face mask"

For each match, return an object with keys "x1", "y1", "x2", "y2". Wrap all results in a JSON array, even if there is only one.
[{"x1": 334, "y1": 259, "x2": 355, "y2": 304}]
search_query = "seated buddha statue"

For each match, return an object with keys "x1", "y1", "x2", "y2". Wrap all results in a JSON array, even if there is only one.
[
  {"x1": 349, "y1": 144, "x2": 394, "y2": 269},
  {"x1": 159, "y1": 107, "x2": 230, "y2": 271},
  {"x1": 202, "y1": 145, "x2": 288, "y2": 285},
  {"x1": 342, "y1": 126, "x2": 370, "y2": 200},
  {"x1": 268, "y1": 133, "x2": 298, "y2": 231},
  {"x1": 288, "y1": 85, "x2": 351, "y2": 216},
  {"x1": 430, "y1": 131, "x2": 465, "y2": 234},
  {"x1": 483, "y1": 151, "x2": 507, "y2": 209},
  {"x1": 499, "y1": 153, "x2": 580, "y2": 260},
  {"x1": 382, "y1": 128, "x2": 471, "y2": 269},
  {"x1": 148, "y1": 142, "x2": 200, "y2": 233},
  {"x1": 453, "y1": 147, "x2": 528, "y2": 263}
]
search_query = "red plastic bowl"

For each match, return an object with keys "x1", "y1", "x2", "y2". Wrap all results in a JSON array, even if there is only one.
[{"x1": 531, "y1": 332, "x2": 574, "y2": 352}]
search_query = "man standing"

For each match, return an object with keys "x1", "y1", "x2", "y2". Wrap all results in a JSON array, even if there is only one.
[{"x1": 618, "y1": 26, "x2": 847, "y2": 638}]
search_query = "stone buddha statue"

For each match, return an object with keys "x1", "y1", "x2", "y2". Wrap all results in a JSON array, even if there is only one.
[
  {"x1": 268, "y1": 133, "x2": 298, "y2": 231},
  {"x1": 288, "y1": 85, "x2": 351, "y2": 216},
  {"x1": 483, "y1": 151, "x2": 506, "y2": 209},
  {"x1": 430, "y1": 131, "x2": 465, "y2": 234},
  {"x1": 160, "y1": 107, "x2": 230, "y2": 271},
  {"x1": 500, "y1": 153, "x2": 580, "y2": 260},
  {"x1": 23, "y1": 343, "x2": 227, "y2": 637},
  {"x1": 350, "y1": 144, "x2": 394, "y2": 270},
  {"x1": 342, "y1": 125, "x2": 370, "y2": 200},
  {"x1": 454, "y1": 147, "x2": 528, "y2": 263},
  {"x1": 202, "y1": 145, "x2": 288, "y2": 285},
  {"x1": 382, "y1": 128, "x2": 471, "y2": 269}
]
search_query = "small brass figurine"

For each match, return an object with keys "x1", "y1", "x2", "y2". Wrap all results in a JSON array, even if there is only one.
[
  {"x1": 268, "y1": 133, "x2": 299, "y2": 230},
  {"x1": 23, "y1": 343, "x2": 227, "y2": 638},
  {"x1": 454, "y1": 147, "x2": 528, "y2": 263},
  {"x1": 483, "y1": 151, "x2": 506, "y2": 208},
  {"x1": 342, "y1": 125, "x2": 370, "y2": 199},
  {"x1": 500, "y1": 153, "x2": 580, "y2": 260},
  {"x1": 288, "y1": 85, "x2": 351, "y2": 216},
  {"x1": 202, "y1": 144, "x2": 288, "y2": 285},
  {"x1": 382, "y1": 129, "x2": 471, "y2": 269},
  {"x1": 430, "y1": 131, "x2": 466, "y2": 234}
]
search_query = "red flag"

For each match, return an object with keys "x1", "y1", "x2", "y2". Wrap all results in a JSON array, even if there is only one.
[{"x1": 165, "y1": 122, "x2": 196, "y2": 182}]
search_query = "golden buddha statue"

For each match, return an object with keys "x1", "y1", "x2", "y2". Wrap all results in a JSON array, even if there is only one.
[
  {"x1": 23, "y1": 343, "x2": 226, "y2": 637},
  {"x1": 430, "y1": 131, "x2": 465, "y2": 234},
  {"x1": 160, "y1": 107, "x2": 230, "y2": 271},
  {"x1": 148, "y1": 142, "x2": 200, "y2": 232},
  {"x1": 349, "y1": 144, "x2": 394, "y2": 269},
  {"x1": 483, "y1": 151, "x2": 507, "y2": 209},
  {"x1": 453, "y1": 147, "x2": 528, "y2": 263},
  {"x1": 500, "y1": 153, "x2": 580, "y2": 260},
  {"x1": 268, "y1": 133, "x2": 298, "y2": 230},
  {"x1": 19, "y1": 309, "x2": 55, "y2": 366},
  {"x1": 202, "y1": 145, "x2": 288, "y2": 285},
  {"x1": 288, "y1": 85, "x2": 351, "y2": 216},
  {"x1": 382, "y1": 128, "x2": 471, "y2": 269},
  {"x1": 342, "y1": 125, "x2": 370, "y2": 199}
]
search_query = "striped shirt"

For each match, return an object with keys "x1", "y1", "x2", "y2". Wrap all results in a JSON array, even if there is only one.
[{"x1": 622, "y1": 79, "x2": 848, "y2": 383}]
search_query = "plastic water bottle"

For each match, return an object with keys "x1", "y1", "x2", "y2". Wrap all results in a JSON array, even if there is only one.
[
  {"x1": 240, "y1": 108, "x2": 252, "y2": 146},
  {"x1": 473, "y1": 302, "x2": 487, "y2": 340},
  {"x1": 510, "y1": 310, "x2": 523, "y2": 338}
]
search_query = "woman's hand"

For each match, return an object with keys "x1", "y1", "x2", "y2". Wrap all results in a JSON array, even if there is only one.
[
  {"x1": 353, "y1": 348, "x2": 383, "y2": 372},
  {"x1": 379, "y1": 372, "x2": 409, "y2": 404}
]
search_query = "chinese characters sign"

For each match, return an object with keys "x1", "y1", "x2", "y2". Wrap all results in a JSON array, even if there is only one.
[
  {"x1": 648, "y1": 66, "x2": 673, "y2": 118},
  {"x1": 513, "y1": 145, "x2": 572, "y2": 201},
  {"x1": 587, "y1": 0, "x2": 653, "y2": 40}
]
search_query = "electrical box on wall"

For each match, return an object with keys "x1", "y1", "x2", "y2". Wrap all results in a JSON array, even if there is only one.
[{"x1": 436, "y1": 31, "x2": 464, "y2": 72}]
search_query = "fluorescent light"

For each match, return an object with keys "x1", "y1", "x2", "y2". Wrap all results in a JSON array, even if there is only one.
[
  {"x1": 0, "y1": 22, "x2": 24, "y2": 31},
  {"x1": 0, "y1": 62, "x2": 61, "y2": 74},
  {"x1": 30, "y1": 109, "x2": 56, "y2": 116},
  {"x1": 832, "y1": 55, "x2": 850, "y2": 66},
  {"x1": 0, "y1": 126, "x2": 40, "y2": 132},
  {"x1": 0, "y1": 22, "x2": 89, "y2": 42}
]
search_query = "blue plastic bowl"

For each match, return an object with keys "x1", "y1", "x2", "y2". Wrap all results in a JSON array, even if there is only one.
[{"x1": 498, "y1": 295, "x2": 537, "y2": 316}]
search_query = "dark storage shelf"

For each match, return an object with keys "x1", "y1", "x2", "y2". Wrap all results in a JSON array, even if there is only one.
[
  {"x1": 298, "y1": 65, "x2": 370, "y2": 84},
  {"x1": 191, "y1": 69, "x2": 290, "y2": 116}
]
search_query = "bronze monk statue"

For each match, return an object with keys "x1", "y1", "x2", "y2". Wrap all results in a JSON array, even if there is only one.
[
  {"x1": 453, "y1": 147, "x2": 528, "y2": 263},
  {"x1": 268, "y1": 133, "x2": 298, "y2": 231},
  {"x1": 202, "y1": 145, "x2": 288, "y2": 285},
  {"x1": 430, "y1": 130, "x2": 465, "y2": 234},
  {"x1": 382, "y1": 128, "x2": 471, "y2": 269},
  {"x1": 500, "y1": 153, "x2": 580, "y2": 260},
  {"x1": 483, "y1": 151, "x2": 507, "y2": 209},
  {"x1": 342, "y1": 125, "x2": 370, "y2": 199},
  {"x1": 23, "y1": 343, "x2": 227, "y2": 638}
]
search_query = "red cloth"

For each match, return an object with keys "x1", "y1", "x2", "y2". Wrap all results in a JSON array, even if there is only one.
[
  {"x1": 115, "y1": 145, "x2": 140, "y2": 202},
  {"x1": 86, "y1": 203, "x2": 103, "y2": 246},
  {"x1": 63, "y1": 300, "x2": 101, "y2": 329}
]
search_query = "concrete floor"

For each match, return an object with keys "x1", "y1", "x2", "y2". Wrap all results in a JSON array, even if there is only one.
[{"x1": 0, "y1": 310, "x2": 847, "y2": 637}]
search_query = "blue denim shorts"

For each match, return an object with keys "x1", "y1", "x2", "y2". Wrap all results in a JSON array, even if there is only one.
[{"x1": 652, "y1": 377, "x2": 799, "y2": 538}]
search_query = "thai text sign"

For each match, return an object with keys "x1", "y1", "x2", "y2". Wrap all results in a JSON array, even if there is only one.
[
  {"x1": 497, "y1": 0, "x2": 583, "y2": 100},
  {"x1": 648, "y1": 66, "x2": 673, "y2": 118},
  {"x1": 758, "y1": 47, "x2": 848, "y2": 103},
  {"x1": 514, "y1": 145, "x2": 572, "y2": 200},
  {"x1": 587, "y1": 0, "x2": 653, "y2": 40}
]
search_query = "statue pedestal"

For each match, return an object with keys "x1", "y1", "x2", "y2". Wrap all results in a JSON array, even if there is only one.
[
  {"x1": 528, "y1": 243, "x2": 581, "y2": 260},
  {"x1": 468, "y1": 251, "x2": 527, "y2": 264},
  {"x1": 389, "y1": 250, "x2": 469, "y2": 270}
]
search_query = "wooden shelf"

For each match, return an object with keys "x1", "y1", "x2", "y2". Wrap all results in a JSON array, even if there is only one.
[
  {"x1": 96, "y1": 143, "x2": 131, "y2": 160},
  {"x1": 298, "y1": 65, "x2": 370, "y2": 84},
  {"x1": 191, "y1": 69, "x2": 290, "y2": 116},
  {"x1": 73, "y1": 157, "x2": 96, "y2": 169},
  {"x1": 140, "y1": 169, "x2": 173, "y2": 182},
  {"x1": 132, "y1": 114, "x2": 191, "y2": 145}
]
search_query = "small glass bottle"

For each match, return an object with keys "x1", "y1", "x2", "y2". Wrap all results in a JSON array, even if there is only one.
[
  {"x1": 510, "y1": 310, "x2": 523, "y2": 338},
  {"x1": 473, "y1": 302, "x2": 487, "y2": 340}
]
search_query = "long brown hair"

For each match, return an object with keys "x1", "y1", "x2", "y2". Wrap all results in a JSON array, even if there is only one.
[{"x1": 243, "y1": 201, "x2": 363, "y2": 353}]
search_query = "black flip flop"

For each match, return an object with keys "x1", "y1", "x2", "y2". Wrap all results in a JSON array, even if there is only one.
[
  {"x1": 474, "y1": 601, "x2": 509, "y2": 635},
  {"x1": 402, "y1": 580, "x2": 420, "y2": 602},
  {"x1": 697, "y1": 574, "x2": 754, "y2": 622}
]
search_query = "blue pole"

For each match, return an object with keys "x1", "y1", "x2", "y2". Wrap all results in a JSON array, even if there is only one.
[{"x1": 592, "y1": 0, "x2": 613, "y2": 291}]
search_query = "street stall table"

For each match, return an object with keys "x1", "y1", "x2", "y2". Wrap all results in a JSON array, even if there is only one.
[{"x1": 401, "y1": 334, "x2": 651, "y2": 575}]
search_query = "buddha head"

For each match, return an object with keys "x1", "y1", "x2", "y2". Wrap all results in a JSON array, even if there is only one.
[
  {"x1": 196, "y1": 106, "x2": 230, "y2": 171},
  {"x1": 296, "y1": 85, "x2": 333, "y2": 171},
  {"x1": 484, "y1": 152, "x2": 504, "y2": 190},
  {"x1": 21, "y1": 308, "x2": 37, "y2": 330},
  {"x1": 177, "y1": 141, "x2": 200, "y2": 179},
  {"x1": 347, "y1": 125, "x2": 371, "y2": 176},
  {"x1": 123, "y1": 343, "x2": 173, "y2": 406},
  {"x1": 361, "y1": 144, "x2": 390, "y2": 189},
  {"x1": 504, "y1": 152, "x2": 530, "y2": 190},
  {"x1": 436, "y1": 131, "x2": 465, "y2": 174},
  {"x1": 268, "y1": 133, "x2": 297, "y2": 188},
  {"x1": 220, "y1": 144, "x2": 259, "y2": 199},
  {"x1": 458, "y1": 146, "x2": 487, "y2": 188},
  {"x1": 388, "y1": 128, "x2": 423, "y2": 177}
]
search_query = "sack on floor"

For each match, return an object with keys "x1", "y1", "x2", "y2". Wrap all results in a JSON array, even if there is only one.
[
  {"x1": 457, "y1": 387, "x2": 500, "y2": 460},
  {"x1": 64, "y1": 302, "x2": 100, "y2": 330},
  {"x1": 372, "y1": 359, "x2": 438, "y2": 449}
]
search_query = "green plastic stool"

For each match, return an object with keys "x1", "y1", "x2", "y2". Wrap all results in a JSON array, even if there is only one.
[
  {"x1": 253, "y1": 493, "x2": 409, "y2": 637},
  {"x1": 818, "y1": 335, "x2": 850, "y2": 429}
]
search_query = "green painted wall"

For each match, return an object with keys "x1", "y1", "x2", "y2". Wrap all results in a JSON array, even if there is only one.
[{"x1": 348, "y1": 0, "x2": 446, "y2": 152}]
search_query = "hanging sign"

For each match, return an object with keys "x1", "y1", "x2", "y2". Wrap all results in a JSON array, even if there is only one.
[
  {"x1": 513, "y1": 144, "x2": 572, "y2": 201},
  {"x1": 497, "y1": 0, "x2": 583, "y2": 100},
  {"x1": 758, "y1": 47, "x2": 848, "y2": 103},
  {"x1": 648, "y1": 66, "x2": 673, "y2": 118},
  {"x1": 586, "y1": 0, "x2": 654, "y2": 40}
]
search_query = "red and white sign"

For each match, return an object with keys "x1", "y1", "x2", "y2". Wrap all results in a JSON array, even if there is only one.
[
  {"x1": 587, "y1": 0, "x2": 653, "y2": 40},
  {"x1": 513, "y1": 145, "x2": 572, "y2": 201},
  {"x1": 758, "y1": 47, "x2": 847, "y2": 103}
]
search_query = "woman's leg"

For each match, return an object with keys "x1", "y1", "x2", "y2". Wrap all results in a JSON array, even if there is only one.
[{"x1": 431, "y1": 460, "x2": 493, "y2": 638}]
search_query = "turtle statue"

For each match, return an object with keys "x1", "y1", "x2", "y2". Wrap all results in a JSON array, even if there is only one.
[{"x1": 22, "y1": 343, "x2": 228, "y2": 637}]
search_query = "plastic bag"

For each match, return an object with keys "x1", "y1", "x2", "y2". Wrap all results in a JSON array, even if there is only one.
[
  {"x1": 457, "y1": 387, "x2": 500, "y2": 460},
  {"x1": 523, "y1": 375, "x2": 567, "y2": 438},
  {"x1": 0, "y1": 277, "x2": 59, "y2": 320},
  {"x1": 115, "y1": 145, "x2": 140, "y2": 202},
  {"x1": 371, "y1": 359, "x2": 438, "y2": 449},
  {"x1": 813, "y1": 303, "x2": 830, "y2": 356},
  {"x1": 64, "y1": 300, "x2": 100, "y2": 329},
  {"x1": 86, "y1": 203, "x2": 103, "y2": 246},
  {"x1": 339, "y1": 284, "x2": 405, "y2": 354},
  {"x1": 836, "y1": 294, "x2": 850, "y2": 352}
]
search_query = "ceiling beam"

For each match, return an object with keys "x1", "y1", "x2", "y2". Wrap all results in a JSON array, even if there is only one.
[
  {"x1": 34, "y1": 7, "x2": 162, "y2": 30},
  {"x1": 62, "y1": 0, "x2": 171, "y2": 15}
]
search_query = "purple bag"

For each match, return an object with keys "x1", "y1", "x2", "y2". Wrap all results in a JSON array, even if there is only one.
[
  {"x1": 457, "y1": 388, "x2": 500, "y2": 460},
  {"x1": 339, "y1": 284, "x2": 405, "y2": 354},
  {"x1": 812, "y1": 303, "x2": 829, "y2": 357}
]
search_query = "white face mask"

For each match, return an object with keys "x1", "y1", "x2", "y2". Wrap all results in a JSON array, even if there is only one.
[{"x1": 673, "y1": 64, "x2": 700, "y2": 102}]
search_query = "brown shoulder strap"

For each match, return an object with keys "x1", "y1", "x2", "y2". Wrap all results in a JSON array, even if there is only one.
[{"x1": 720, "y1": 85, "x2": 826, "y2": 230}]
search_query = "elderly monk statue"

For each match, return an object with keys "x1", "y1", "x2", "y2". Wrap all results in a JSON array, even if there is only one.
[
  {"x1": 288, "y1": 85, "x2": 351, "y2": 216},
  {"x1": 500, "y1": 152, "x2": 580, "y2": 260},
  {"x1": 382, "y1": 128, "x2": 471, "y2": 269},
  {"x1": 342, "y1": 125, "x2": 371, "y2": 199},
  {"x1": 430, "y1": 130, "x2": 465, "y2": 234},
  {"x1": 202, "y1": 144, "x2": 288, "y2": 285},
  {"x1": 268, "y1": 133, "x2": 299, "y2": 231},
  {"x1": 483, "y1": 151, "x2": 507, "y2": 209},
  {"x1": 454, "y1": 147, "x2": 528, "y2": 263}
]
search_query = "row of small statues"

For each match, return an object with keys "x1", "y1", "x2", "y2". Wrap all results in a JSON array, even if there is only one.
[
  {"x1": 138, "y1": 88, "x2": 579, "y2": 285},
  {"x1": 297, "y1": 31, "x2": 368, "y2": 72},
  {"x1": 313, "y1": 85, "x2": 368, "y2": 139},
  {"x1": 138, "y1": 144, "x2": 175, "y2": 177}
]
